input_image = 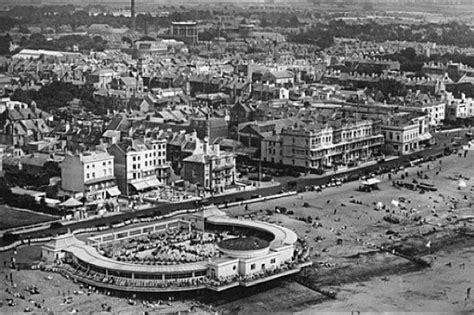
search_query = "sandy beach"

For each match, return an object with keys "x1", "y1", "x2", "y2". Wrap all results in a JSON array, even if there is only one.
[{"x1": 1, "y1": 151, "x2": 473, "y2": 313}]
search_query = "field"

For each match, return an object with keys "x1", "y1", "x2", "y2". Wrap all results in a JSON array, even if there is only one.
[{"x1": 0, "y1": 205, "x2": 58, "y2": 230}]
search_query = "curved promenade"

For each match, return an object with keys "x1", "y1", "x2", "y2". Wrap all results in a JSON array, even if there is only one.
[{"x1": 47, "y1": 213, "x2": 306, "y2": 293}]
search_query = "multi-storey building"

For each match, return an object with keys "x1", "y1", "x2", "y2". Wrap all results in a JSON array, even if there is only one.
[
  {"x1": 0, "y1": 100, "x2": 52, "y2": 146},
  {"x1": 167, "y1": 130, "x2": 204, "y2": 174},
  {"x1": 261, "y1": 119, "x2": 384, "y2": 169},
  {"x1": 60, "y1": 151, "x2": 120, "y2": 201},
  {"x1": 444, "y1": 93, "x2": 474, "y2": 120},
  {"x1": 182, "y1": 141, "x2": 236, "y2": 194},
  {"x1": 108, "y1": 138, "x2": 169, "y2": 195},
  {"x1": 380, "y1": 113, "x2": 431, "y2": 155},
  {"x1": 170, "y1": 21, "x2": 198, "y2": 44},
  {"x1": 400, "y1": 94, "x2": 446, "y2": 126}
]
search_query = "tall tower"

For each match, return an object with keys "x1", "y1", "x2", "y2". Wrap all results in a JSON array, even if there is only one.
[{"x1": 131, "y1": 0, "x2": 136, "y2": 32}]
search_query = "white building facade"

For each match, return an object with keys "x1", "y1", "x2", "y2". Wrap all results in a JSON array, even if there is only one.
[{"x1": 60, "y1": 151, "x2": 120, "y2": 201}]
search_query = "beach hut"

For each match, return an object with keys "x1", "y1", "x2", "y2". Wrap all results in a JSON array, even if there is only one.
[
  {"x1": 60, "y1": 198, "x2": 85, "y2": 219},
  {"x1": 359, "y1": 178, "x2": 381, "y2": 192}
]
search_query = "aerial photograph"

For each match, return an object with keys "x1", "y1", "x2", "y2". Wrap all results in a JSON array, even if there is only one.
[{"x1": 0, "y1": 0, "x2": 473, "y2": 313}]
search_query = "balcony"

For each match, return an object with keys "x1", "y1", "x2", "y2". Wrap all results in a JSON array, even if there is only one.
[{"x1": 213, "y1": 164, "x2": 234, "y2": 172}]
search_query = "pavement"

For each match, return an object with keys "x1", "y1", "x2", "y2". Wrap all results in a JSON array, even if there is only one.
[{"x1": 2, "y1": 130, "x2": 467, "y2": 246}]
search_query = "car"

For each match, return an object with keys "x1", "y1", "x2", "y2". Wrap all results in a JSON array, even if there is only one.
[
  {"x1": 313, "y1": 185, "x2": 322, "y2": 192},
  {"x1": 50, "y1": 222, "x2": 63, "y2": 229},
  {"x1": 311, "y1": 168, "x2": 325, "y2": 175},
  {"x1": 289, "y1": 171, "x2": 301, "y2": 177},
  {"x1": 348, "y1": 161, "x2": 359, "y2": 167},
  {"x1": 288, "y1": 180, "x2": 297, "y2": 188}
]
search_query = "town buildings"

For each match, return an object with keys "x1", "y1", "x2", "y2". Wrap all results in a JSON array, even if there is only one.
[
  {"x1": 108, "y1": 138, "x2": 169, "y2": 196},
  {"x1": 182, "y1": 141, "x2": 236, "y2": 193},
  {"x1": 399, "y1": 94, "x2": 446, "y2": 126},
  {"x1": 170, "y1": 21, "x2": 198, "y2": 44},
  {"x1": 0, "y1": 100, "x2": 52, "y2": 146},
  {"x1": 261, "y1": 118, "x2": 384, "y2": 169},
  {"x1": 380, "y1": 113, "x2": 431, "y2": 155},
  {"x1": 60, "y1": 151, "x2": 120, "y2": 201}
]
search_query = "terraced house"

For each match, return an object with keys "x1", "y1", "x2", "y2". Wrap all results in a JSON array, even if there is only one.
[
  {"x1": 108, "y1": 138, "x2": 169, "y2": 195},
  {"x1": 261, "y1": 118, "x2": 384, "y2": 169},
  {"x1": 0, "y1": 99, "x2": 52, "y2": 146}
]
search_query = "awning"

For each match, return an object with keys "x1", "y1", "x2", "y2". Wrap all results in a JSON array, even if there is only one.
[
  {"x1": 60, "y1": 197, "x2": 82, "y2": 208},
  {"x1": 131, "y1": 181, "x2": 149, "y2": 191},
  {"x1": 146, "y1": 178, "x2": 161, "y2": 188},
  {"x1": 419, "y1": 133, "x2": 432, "y2": 141},
  {"x1": 106, "y1": 187, "x2": 121, "y2": 197},
  {"x1": 362, "y1": 178, "x2": 381, "y2": 186}
]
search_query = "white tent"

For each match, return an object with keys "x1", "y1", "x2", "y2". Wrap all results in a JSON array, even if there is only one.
[
  {"x1": 362, "y1": 178, "x2": 381, "y2": 186},
  {"x1": 60, "y1": 197, "x2": 82, "y2": 208}
]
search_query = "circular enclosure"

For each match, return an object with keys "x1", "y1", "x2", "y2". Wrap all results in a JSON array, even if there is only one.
[{"x1": 217, "y1": 236, "x2": 270, "y2": 258}]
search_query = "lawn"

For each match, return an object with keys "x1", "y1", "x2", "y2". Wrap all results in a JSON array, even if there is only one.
[{"x1": 0, "y1": 205, "x2": 58, "y2": 230}]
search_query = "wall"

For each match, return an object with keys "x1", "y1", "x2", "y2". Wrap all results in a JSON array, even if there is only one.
[
  {"x1": 108, "y1": 146, "x2": 128, "y2": 195},
  {"x1": 183, "y1": 161, "x2": 206, "y2": 188},
  {"x1": 238, "y1": 251, "x2": 281, "y2": 276},
  {"x1": 211, "y1": 259, "x2": 239, "y2": 278},
  {"x1": 61, "y1": 155, "x2": 84, "y2": 193}
]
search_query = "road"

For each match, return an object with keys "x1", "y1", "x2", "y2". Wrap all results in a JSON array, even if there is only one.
[{"x1": 5, "y1": 136, "x2": 458, "y2": 244}]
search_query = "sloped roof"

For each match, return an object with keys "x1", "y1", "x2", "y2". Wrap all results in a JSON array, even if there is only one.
[
  {"x1": 60, "y1": 198, "x2": 83, "y2": 208},
  {"x1": 183, "y1": 153, "x2": 209, "y2": 164},
  {"x1": 43, "y1": 233, "x2": 83, "y2": 250}
]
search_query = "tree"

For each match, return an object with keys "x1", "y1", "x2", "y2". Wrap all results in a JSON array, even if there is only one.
[
  {"x1": 0, "y1": 35, "x2": 11, "y2": 55},
  {"x1": 121, "y1": 36, "x2": 132, "y2": 47},
  {"x1": 10, "y1": 89, "x2": 32, "y2": 104},
  {"x1": 362, "y1": 2, "x2": 374, "y2": 11},
  {"x1": 400, "y1": 47, "x2": 416, "y2": 61}
]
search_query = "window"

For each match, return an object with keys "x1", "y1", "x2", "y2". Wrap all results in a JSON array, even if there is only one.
[
  {"x1": 250, "y1": 264, "x2": 255, "y2": 270},
  {"x1": 86, "y1": 165, "x2": 90, "y2": 169},
  {"x1": 233, "y1": 265, "x2": 236, "y2": 270},
  {"x1": 92, "y1": 172, "x2": 95, "y2": 178},
  {"x1": 133, "y1": 156, "x2": 136, "y2": 161},
  {"x1": 108, "y1": 161, "x2": 111, "y2": 165},
  {"x1": 86, "y1": 173, "x2": 90, "y2": 179},
  {"x1": 103, "y1": 162, "x2": 106, "y2": 166},
  {"x1": 271, "y1": 258, "x2": 276, "y2": 264}
]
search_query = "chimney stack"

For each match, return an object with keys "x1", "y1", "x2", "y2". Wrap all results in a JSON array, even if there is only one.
[{"x1": 131, "y1": 0, "x2": 136, "y2": 32}]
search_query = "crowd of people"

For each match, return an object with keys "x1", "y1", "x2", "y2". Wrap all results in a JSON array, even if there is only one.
[
  {"x1": 56, "y1": 262, "x2": 210, "y2": 289},
  {"x1": 142, "y1": 187, "x2": 198, "y2": 203},
  {"x1": 99, "y1": 228, "x2": 225, "y2": 265}
]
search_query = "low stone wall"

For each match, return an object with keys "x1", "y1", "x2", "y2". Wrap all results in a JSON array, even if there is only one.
[{"x1": 216, "y1": 191, "x2": 297, "y2": 209}]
